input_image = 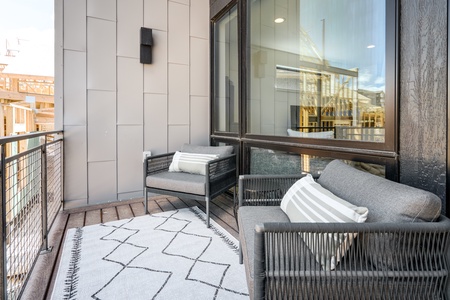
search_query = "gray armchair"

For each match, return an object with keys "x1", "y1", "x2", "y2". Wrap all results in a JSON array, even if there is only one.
[
  {"x1": 237, "y1": 160, "x2": 450, "y2": 299},
  {"x1": 143, "y1": 144, "x2": 237, "y2": 227}
]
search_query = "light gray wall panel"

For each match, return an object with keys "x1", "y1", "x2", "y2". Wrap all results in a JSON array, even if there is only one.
[
  {"x1": 168, "y1": 64, "x2": 189, "y2": 124},
  {"x1": 191, "y1": 0, "x2": 209, "y2": 39},
  {"x1": 117, "y1": 57, "x2": 144, "y2": 125},
  {"x1": 87, "y1": 17, "x2": 116, "y2": 91},
  {"x1": 143, "y1": 30, "x2": 168, "y2": 94},
  {"x1": 190, "y1": 96, "x2": 209, "y2": 146},
  {"x1": 64, "y1": 0, "x2": 86, "y2": 51},
  {"x1": 62, "y1": 0, "x2": 210, "y2": 208},
  {"x1": 144, "y1": 0, "x2": 168, "y2": 31},
  {"x1": 118, "y1": 191, "x2": 143, "y2": 201},
  {"x1": 117, "y1": 0, "x2": 143, "y2": 59},
  {"x1": 399, "y1": 0, "x2": 448, "y2": 213},
  {"x1": 88, "y1": 161, "x2": 117, "y2": 204},
  {"x1": 63, "y1": 50, "x2": 86, "y2": 126},
  {"x1": 118, "y1": 126, "x2": 144, "y2": 193},
  {"x1": 87, "y1": 0, "x2": 116, "y2": 21},
  {"x1": 190, "y1": 37, "x2": 209, "y2": 97},
  {"x1": 87, "y1": 90, "x2": 116, "y2": 162},
  {"x1": 171, "y1": 0, "x2": 189, "y2": 6},
  {"x1": 64, "y1": 199, "x2": 88, "y2": 210},
  {"x1": 168, "y1": 2, "x2": 190, "y2": 64},
  {"x1": 64, "y1": 125, "x2": 88, "y2": 201},
  {"x1": 144, "y1": 93, "x2": 168, "y2": 155},
  {"x1": 168, "y1": 125, "x2": 190, "y2": 152},
  {"x1": 54, "y1": 0, "x2": 64, "y2": 130}
]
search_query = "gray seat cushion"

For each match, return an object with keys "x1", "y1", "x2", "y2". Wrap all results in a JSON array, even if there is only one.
[
  {"x1": 146, "y1": 171, "x2": 206, "y2": 195},
  {"x1": 238, "y1": 206, "x2": 289, "y2": 299},
  {"x1": 181, "y1": 144, "x2": 233, "y2": 157}
]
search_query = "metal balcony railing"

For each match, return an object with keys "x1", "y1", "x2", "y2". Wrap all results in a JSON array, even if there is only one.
[{"x1": 0, "y1": 131, "x2": 63, "y2": 299}]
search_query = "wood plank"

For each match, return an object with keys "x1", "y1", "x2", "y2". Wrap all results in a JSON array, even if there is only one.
[
  {"x1": 66, "y1": 212, "x2": 85, "y2": 229},
  {"x1": 116, "y1": 204, "x2": 134, "y2": 219},
  {"x1": 212, "y1": 195, "x2": 235, "y2": 218},
  {"x1": 178, "y1": 197, "x2": 199, "y2": 209},
  {"x1": 101, "y1": 207, "x2": 118, "y2": 223},
  {"x1": 63, "y1": 198, "x2": 144, "y2": 215},
  {"x1": 130, "y1": 202, "x2": 146, "y2": 217},
  {"x1": 197, "y1": 201, "x2": 239, "y2": 238},
  {"x1": 147, "y1": 198, "x2": 163, "y2": 214},
  {"x1": 21, "y1": 212, "x2": 68, "y2": 300},
  {"x1": 155, "y1": 197, "x2": 176, "y2": 212},
  {"x1": 85, "y1": 210, "x2": 101, "y2": 226},
  {"x1": 178, "y1": 198, "x2": 239, "y2": 239},
  {"x1": 214, "y1": 193, "x2": 236, "y2": 210},
  {"x1": 166, "y1": 196, "x2": 189, "y2": 209}
]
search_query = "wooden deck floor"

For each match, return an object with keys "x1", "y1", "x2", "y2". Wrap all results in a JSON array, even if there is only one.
[{"x1": 21, "y1": 194, "x2": 238, "y2": 300}]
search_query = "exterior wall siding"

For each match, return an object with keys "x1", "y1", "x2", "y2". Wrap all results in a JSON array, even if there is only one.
[
  {"x1": 62, "y1": 0, "x2": 210, "y2": 208},
  {"x1": 399, "y1": 0, "x2": 448, "y2": 214}
]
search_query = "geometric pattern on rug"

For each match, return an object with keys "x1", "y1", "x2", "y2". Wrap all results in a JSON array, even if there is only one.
[{"x1": 52, "y1": 206, "x2": 249, "y2": 300}]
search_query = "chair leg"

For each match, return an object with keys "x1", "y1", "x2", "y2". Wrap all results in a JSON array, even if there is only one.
[
  {"x1": 144, "y1": 187, "x2": 149, "y2": 214},
  {"x1": 206, "y1": 197, "x2": 210, "y2": 228},
  {"x1": 239, "y1": 243, "x2": 243, "y2": 264}
]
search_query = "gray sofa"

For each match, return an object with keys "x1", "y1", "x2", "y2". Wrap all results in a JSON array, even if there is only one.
[
  {"x1": 144, "y1": 144, "x2": 236, "y2": 227},
  {"x1": 238, "y1": 160, "x2": 450, "y2": 299}
]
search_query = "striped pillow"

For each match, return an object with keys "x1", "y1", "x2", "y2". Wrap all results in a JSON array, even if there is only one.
[
  {"x1": 169, "y1": 151, "x2": 219, "y2": 175},
  {"x1": 280, "y1": 174, "x2": 368, "y2": 270}
]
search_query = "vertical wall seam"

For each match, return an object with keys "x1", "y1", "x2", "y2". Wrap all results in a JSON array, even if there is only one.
[
  {"x1": 85, "y1": 0, "x2": 89, "y2": 205},
  {"x1": 115, "y1": 0, "x2": 119, "y2": 202}
]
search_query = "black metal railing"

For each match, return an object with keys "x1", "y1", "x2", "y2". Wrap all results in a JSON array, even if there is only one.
[{"x1": 0, "y1": 131, "x2": 63, "y2": 299}]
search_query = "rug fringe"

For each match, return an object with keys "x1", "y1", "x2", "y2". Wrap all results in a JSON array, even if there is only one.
[
  {"x1": 63, "y1": 227, "x2": 83, "y2": 300},
  {"x1": 188, "y1": 207, "x2": 240, "y2": 254}
]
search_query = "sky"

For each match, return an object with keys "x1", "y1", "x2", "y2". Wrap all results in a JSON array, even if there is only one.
[{"x1": 0, "y1": 0, "x2": 54, "y2": 76}]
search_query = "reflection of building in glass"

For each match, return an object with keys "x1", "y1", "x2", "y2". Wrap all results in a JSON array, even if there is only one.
[{"x1": 276, "y1": 27, "x2": 385, "y2": 141}]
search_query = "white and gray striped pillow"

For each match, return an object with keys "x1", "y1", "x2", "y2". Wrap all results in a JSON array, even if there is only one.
[
  {"x1": 169, "y1": 151, "x2": 219, "y2": 175},
  {"x1": 281, "y1": 174, "x2": 368, "y2": 270}
]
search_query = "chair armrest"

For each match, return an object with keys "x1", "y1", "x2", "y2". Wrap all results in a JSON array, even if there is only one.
[
  {"x1": 144, "y1": 152, "x2": 176, "y2": 176},
  {"x1": 207, "y1": 154, "x2": 237, "y2": 178},
  {"x1": 207, "y1": 154, "x2": 237, "y2": 197},
  {"x1": 253, "y1": 217, "x2": 450, "y2": 300},
  {"x1": 238, "y1": 174, "x2": 305, "y2": 207}
]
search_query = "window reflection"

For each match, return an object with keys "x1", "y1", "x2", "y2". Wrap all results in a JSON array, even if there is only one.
[
  {"x1": 213, "y1": 6, "x2": 239, "y2": 133},
  {"x1": 250, "y1": 147, "x2": 385, "y2": 177},
  {"x1": 248, "y1": 0, "x2": 386, "y2": 142}
]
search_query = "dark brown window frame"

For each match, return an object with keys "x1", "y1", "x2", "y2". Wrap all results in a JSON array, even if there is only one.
[{"x1": 210, "y1": 0, "x2": 399, "y2": 179}]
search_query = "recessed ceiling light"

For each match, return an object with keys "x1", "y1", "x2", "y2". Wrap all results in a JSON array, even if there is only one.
[
  {"x1": 367, "y1": 44, "x2": 375, "y2": 49},
  {"x1": 274, "y1": 18, "x2": 285, "y2": 23}
]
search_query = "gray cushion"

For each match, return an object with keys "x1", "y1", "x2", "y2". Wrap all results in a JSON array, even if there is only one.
[
  {"x1": 238, "y1": 206, "x2": 290, "y2": 299},
  {"x1": 146, "y1": 171, "x2": 206, "y2": 195},
  {"x1": 317, "y1": 159, "x2": 441, "y2": 223},
  {"x1": 317, "y1": 159, "x2": 442, "y2": 270},
  {"x1": 180, "y1": 144, "x2": 234, "y2": 157}
]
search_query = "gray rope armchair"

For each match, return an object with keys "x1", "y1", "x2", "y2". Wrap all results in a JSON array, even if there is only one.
[
  {"x1": 144, "y1": 144, "x2": 237, "y2": 227},
  {"x1": 237, "y1": 160, "x2": 450, "y2": 299}
]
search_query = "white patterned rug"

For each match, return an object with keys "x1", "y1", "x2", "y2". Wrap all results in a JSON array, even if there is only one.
[{"x1": 52, "y1": 207, "x2": 249, "y2": 300}]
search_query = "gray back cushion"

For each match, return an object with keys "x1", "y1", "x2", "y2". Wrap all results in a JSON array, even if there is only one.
[
  {"x1": 181, "y1": 144, "x2": 234, "y2": 157},
  {"x1": 317, "y1": 159, "x2": 441, "y2": 223},
  {"x1": 317, "y1": 160, "x2": 442, "y2": 271}
]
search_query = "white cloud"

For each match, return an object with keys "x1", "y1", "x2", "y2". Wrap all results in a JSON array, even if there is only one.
[{"x1": 0, "y1": 27, "x2": 54, "y2": 77}]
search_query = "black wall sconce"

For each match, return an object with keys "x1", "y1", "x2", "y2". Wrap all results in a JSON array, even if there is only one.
[{"x1": 140, "y1": 27, "x2": 153, "y2": 64}]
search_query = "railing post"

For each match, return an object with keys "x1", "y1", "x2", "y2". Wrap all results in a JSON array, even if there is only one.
[
  {"x1": 40, "y1": 138, "x2": 51, "y2": 253},
  {"x1": 1, "y1": 145, "x2": 7, "y2": 299}
]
